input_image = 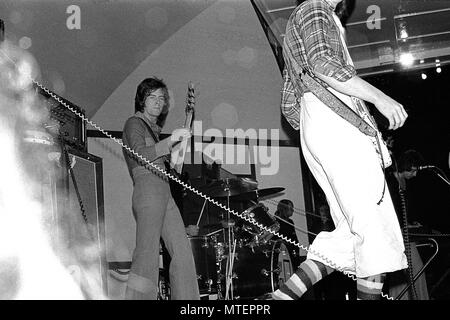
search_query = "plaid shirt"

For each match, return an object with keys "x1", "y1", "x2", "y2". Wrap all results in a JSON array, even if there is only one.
[{"x1": 281, "y1": 0, "x2": 356, "y2": 130}]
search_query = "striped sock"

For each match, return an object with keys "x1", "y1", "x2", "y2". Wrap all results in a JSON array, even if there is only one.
[
  {"x1": 272, "y1": 259, "x2": 334, "y2": 300},
  {"x1": 356, "y1": 274, "x2": 386, "y2": 300}
]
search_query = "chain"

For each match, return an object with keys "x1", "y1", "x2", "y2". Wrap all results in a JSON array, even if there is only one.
[{"x1": 399, "y1": 188, "x2": 418, "y2": 300}]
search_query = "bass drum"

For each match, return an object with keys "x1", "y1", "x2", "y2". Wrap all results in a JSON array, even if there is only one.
[{"x1": 228, "y1": 240, "x2": 294, "y2": 299}]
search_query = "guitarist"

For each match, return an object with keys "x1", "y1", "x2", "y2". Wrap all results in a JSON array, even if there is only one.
[{"x1": 122, "y1": 77, "x2": 199, "y2": 300}]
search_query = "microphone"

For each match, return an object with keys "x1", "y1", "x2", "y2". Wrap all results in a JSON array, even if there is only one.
[{"x1": 418, "y1": 165, "x2": 435, "y2": 170}]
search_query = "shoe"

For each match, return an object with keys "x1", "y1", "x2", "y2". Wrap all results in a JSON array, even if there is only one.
[{"x1": 254, "y1": 292, "x2": 274, "y2": 300}]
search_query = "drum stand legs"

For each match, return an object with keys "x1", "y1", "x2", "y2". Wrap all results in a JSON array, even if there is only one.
[
  {"x1": 223, "y1": 194, "x2": 236, "y2": 300},
  {"x1": 213, "y1": 189, "x2": 239, "y2": 300}
]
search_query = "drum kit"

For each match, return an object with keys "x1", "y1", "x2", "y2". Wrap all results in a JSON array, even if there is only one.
[{"x1": 165, "y1": 177, "x2": 295, "y2": 300}]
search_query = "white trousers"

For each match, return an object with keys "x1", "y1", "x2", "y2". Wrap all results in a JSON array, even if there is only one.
[{"x1": 300, "y1": 90, "x2": 407, "y2": 278}]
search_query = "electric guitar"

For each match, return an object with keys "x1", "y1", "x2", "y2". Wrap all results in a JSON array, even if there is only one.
[{"x1": 164, "y1": 82, "x2": 196, "y2": 180}]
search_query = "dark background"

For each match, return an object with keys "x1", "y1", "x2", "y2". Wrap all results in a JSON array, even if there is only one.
[{"x1": 368, "y1": 67, "x2": 450, "y2": 232}]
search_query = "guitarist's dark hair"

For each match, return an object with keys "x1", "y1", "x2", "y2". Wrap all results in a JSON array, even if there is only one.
[{"x1": 134, "y1": 77, "x2": 170, "y2": 127}]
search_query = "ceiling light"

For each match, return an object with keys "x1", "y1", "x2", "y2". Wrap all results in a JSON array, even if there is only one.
[
  {"x1": 398, "y1": 21, "x2": 408, "y2": 40},
  {"x1": 400, "y1": 29, "x2": 408, "y2": 39},
  {"x1": 399, "y1": 53, "x2": 414, "y2": 67}
]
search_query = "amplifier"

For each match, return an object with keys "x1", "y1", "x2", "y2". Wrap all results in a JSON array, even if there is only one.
[
  {"x1": 35, "y1": 86, "x2": 87, "y2": 152},
  {"x1": 64, "y1": 148, "x2": 107, "y2": 296}
]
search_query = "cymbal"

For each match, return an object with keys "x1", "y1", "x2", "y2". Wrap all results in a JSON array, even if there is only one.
[
  {"x1": 199, "y1": 178, "x2": 257, "y2": 198},
  {"x1": 231, "y1": 187, "x2": 285, "y2": 201}
]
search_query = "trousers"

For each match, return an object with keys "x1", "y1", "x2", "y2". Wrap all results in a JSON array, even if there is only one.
[
  {"x1": 300, "y1": 90, "x2": 407, "y2": 277},
  {"x1": 125, "y1": 167, "x2": 199, "y2": 300}
]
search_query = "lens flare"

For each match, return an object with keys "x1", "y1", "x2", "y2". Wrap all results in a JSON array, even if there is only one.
[{"x1": 0, "y1": 41, "x2": 107, "y2": 300}]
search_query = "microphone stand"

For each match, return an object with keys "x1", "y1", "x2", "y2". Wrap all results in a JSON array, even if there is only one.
[{"x1": 424, "y1": 166, "x2": 450, "y2": 187}]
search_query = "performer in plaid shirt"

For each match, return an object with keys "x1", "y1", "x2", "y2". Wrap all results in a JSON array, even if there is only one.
[{"x1": 268, "y1": 0, "x2": 409, "y2": 300}]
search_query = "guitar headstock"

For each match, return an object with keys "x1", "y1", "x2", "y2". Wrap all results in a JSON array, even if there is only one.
[{"x1": 185, "y1": 81, "x2": 196, "y2": 116}]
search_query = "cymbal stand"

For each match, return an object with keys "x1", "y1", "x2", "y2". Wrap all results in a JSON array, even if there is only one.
[
  {"x1": 225, "y1": 239, "x2": 237, "y2": 300},
  {"x1": 223, "y1": 179, "x2": 235, "y2": 300},
  {"x1": 196, "y1": 199, "x2": 207, "y2": 227}
]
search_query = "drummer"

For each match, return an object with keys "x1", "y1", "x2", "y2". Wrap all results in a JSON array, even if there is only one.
[{"x1": 274, "y1": 199, "x2": 301, "y2": 269}]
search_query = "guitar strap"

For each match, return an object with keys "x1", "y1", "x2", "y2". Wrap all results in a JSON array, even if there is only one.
[
  {"x1": 137, "y1": 117, "x2": 159, "y2": 143},
  {"x1": 137, "y1": 117, "x2": 176, "y2": 176}
]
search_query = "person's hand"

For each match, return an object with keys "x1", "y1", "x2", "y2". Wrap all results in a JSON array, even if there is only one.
[
  {"x1": 155, "y1": 128, "x2": 191, "y2": 157},
  {"x1": 373, "y1": 94, "x2": 408, "y2": 130},
  {"x1": 168, "y1": 128, "x2": 191, "y2": 151},
  {"x1": 185, "y1": 225, "x2": 199, "y2": 236}
]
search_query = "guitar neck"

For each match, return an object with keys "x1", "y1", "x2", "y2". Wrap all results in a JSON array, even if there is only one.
[
  {"x1": 171, "y1": 84, "x2": 195, "y2": 174},
  {"x1": 183, "y1": 113, "x2": 194, "y2": 129}
]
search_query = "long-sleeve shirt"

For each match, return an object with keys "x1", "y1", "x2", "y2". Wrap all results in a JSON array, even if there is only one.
[
  {"x1": 281, "y1": 0, "x2": 356, "y2": 130},
  {"x1": 122, "y1": 112, "x2": 168, "y2": 180}
]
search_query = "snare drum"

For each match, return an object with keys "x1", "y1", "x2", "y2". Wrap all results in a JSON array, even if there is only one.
[{"x1": 188, "y1": 236, "x2": 217, "y2": 294}]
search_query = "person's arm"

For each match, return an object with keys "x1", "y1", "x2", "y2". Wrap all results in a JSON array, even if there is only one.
[
  {"x1": 298, "y1": 2, "x2": 356, "y2": 83},
  {"x1": 123, "y1": 118, "x2": 191, "y2": 161},
  {"x1": 297, "y1": 2, "x2": 407, "y2": 130},
  {"x1": 315, "y1": 73, "x2": 408, "y2": 130}
]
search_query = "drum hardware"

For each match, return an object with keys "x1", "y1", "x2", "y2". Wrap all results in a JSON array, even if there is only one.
[
  {"x1": 158, "y1": 269, "x2": 171, "y2": 300},
  {"x1": 261, "y1": 249, "x2": 271, "y2": 258},
  {"x1": 272, "y1": 247, "x2": 286, "y2": 254},
  {"x1": 188, "y1": 236, "x2": 218, "y2": 295},
  {"x1": 398, "y1": 237, "x2": 439, "y2": 300},
  {"x1": 193, "y1": 198, "x2": 208, "y2": 232},
  {"x1": 240, "y1": 203, "x2": 281, "y2": 248},
  {"x1": 205, "y1": 228, "x2": 223, "y2": 237},
  {"x1": 199, "y1": 178, "x2": 258, "y2": 198},
  {"x1": 185, "y1": 206, "x2": 296, "y2": 300},
  {"x1": 189, "y1": 176, "x2": 291, "y2": 299},
  {"x1": 199, "y1": 177, "x2": 284, "y2": 201},
  {"x1": 261, "y1": 267, "x2": 280, "y2": 276},
  {"x1": 201, "y1": 241, "x2": 209, "y2": 248},
  {"x1": 221, "y1": 219, "x2": 235, "y2": 228},
  {"x1": 224, "y1": 239, "x2": 238, "y2": 300}
]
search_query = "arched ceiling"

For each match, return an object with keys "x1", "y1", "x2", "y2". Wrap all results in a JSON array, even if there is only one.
[{"x1": 0, "y1": 0, "x2": 218, "y2": 117}]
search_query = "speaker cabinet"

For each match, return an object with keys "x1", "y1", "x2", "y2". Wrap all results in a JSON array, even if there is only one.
[{"x1": 62, "y1": 148, "x2": 107, "y2": 297}]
